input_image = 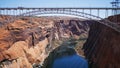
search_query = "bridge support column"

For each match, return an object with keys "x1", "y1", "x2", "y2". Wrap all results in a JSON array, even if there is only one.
[
  {"x1": 105, "y1": 9, "x2": 108, "y2": 18},
  {"x1": 97, "y1": 9, "x2": 100, "y2": 17},
  {"x1": 90, "y1": 9, "x2": 92, "y2": 19},
  {"x1": 0, "y1": 10, "x2": 2, "y2": 15},
  {"x1": 82, "y1": 9, "x2": 84, "y2": 17}
]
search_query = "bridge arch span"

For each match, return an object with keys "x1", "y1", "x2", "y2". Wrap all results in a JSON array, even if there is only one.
[
  {"x1": 20, "y1": 9, "x2": 103, "y2": 20},
  {"x1": 19, "y1": 9, "x2": 120, "y2": 32}
]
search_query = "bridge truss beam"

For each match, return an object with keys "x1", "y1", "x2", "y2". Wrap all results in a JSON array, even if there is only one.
[
  {"x1": 0, "y1": 7, "x2": 120, "y2": 32},
  {"x1": 0, "y1": 7, "x2": 120, "y2": 18}
]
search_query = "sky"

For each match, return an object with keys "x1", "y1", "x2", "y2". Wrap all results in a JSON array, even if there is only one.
[{"x1": 0, "y1": 0, "x2": 112, "y2": 8}]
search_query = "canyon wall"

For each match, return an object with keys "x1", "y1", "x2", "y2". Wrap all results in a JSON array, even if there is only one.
[
  {"x1": 0, "y1": 15, "x2": 89, "y2": 68},
  {"x1": 0, "y1": 16, "x2": 53, "y2": 68},
  {"x1": 1, "y1": 15, "x2": 120, "y2": 68},
  {"x1": 83, "y1": 16, "x2": 120, "y2": 68}
]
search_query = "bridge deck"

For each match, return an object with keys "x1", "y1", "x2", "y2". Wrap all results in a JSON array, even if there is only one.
[{"x1": 0, "y1": 7, "x2": 120, "y2": 10}]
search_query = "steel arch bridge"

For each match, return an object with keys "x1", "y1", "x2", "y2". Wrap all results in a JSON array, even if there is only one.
[{"x1": 0, "y1": 7, "x2": 120, "y2": 32}]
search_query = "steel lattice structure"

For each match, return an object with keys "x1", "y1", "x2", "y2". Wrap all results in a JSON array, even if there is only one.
[{"x1": 0, "y1": 7, "x2": 120, "y2": 32}]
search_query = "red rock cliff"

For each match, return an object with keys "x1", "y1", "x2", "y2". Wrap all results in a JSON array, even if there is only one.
[
  {"x1": 0, "y1": 16, "x2": 52, "y2": 68},
  {"x1": 83, "y1": 15, "x2": 120, "y2": 68},
  {"x1": 0, "y1": 16, "x2": 89, "y2": 68}
]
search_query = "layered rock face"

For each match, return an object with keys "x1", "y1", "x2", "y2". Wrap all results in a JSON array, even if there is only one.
[
  {"x1": 83, "y1": 16, "x2": 120, "y2": 68},
  {"x1": 0, "y1": 16, "x2": 53, "y2": 68},
  {"x1": 0, "y1": 15, "x2": 89, "y2": 68},
  {"x1": 1, "y1": 14, "x2": 120, "y2": 68}
]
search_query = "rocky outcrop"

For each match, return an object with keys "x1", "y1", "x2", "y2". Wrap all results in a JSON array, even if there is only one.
[
  {"x1": 83, "y1": 17, "x2": 120, "y2": 68},
  {"x1": 0, "y1": 16, "x2": 89, "y2": 68},
  {"x1": 0, "y1": 16, "x2": 53, "y2": 68},
  {"x1": 0, "y1": 39, "x2": 48, "y2": 68}
]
